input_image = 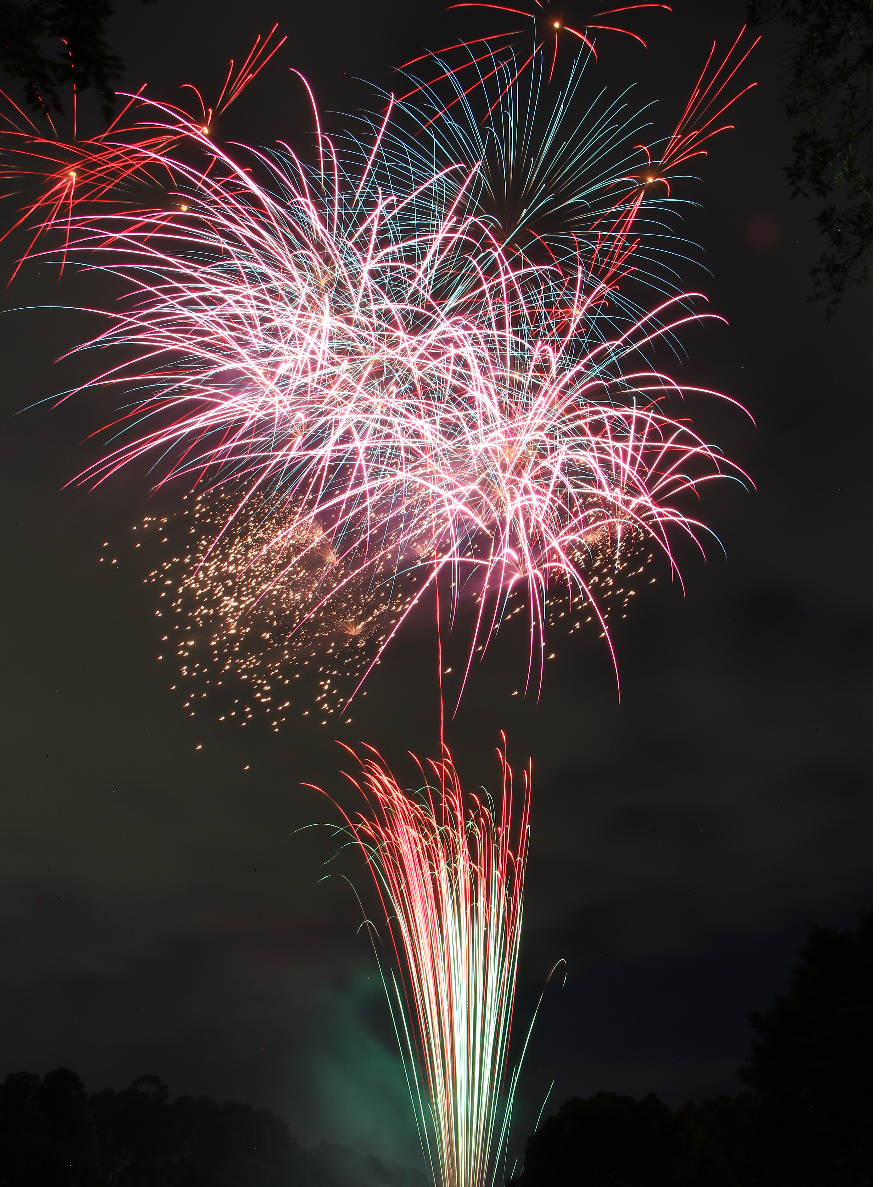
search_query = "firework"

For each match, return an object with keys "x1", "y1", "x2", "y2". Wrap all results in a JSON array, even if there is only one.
[
  {"x1": 140, "y1": 490, "x2": 424, "y2": 725},
  {"x1": 137, "y1": 490, "x2": 653, "y2": 723},
  {"x1": 312, "y1": 739, "x2": 531, "y2": 1187},
  {"x1": 2, "y1": 39, "x2": 752, "y2": 709},
  {"x1": 388, "y1": 31, "x2": 757, "y2": 282},
  {"x1": 400, "y1": 2, "x2": 671, "y2": 113},
  {"x1": 0, "y1": 27, "x2": 286, "y2": 273}
]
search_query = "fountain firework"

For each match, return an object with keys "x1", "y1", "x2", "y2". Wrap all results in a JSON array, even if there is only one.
[{"x1": 312, "y1": 739, "x2": 531, "y2": 1187}]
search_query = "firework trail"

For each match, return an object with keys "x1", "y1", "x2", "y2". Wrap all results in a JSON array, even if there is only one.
[
  {"x1": 387, "y1": 31, "x2": 757, "y2": 283},
  {"x1": 0, "y1": 32, "x2": 754, "y2": 712},
  {"x1": 312, "y1": 739, "x2": 532, "y2": 1187},
  {"x1": 400, "y1": 2, "x2": 671, "y2": 112},
  {"x1": 0, "y1": 27, "x2": 287, "y2": 274}
]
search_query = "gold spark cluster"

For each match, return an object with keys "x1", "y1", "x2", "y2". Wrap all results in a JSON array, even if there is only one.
[
  {"x1": 127, "y1": 489, "x2": 654, "y2": 729},
  {"x1": 138, "y1": 490, "x2": 421, "y2": 727}
]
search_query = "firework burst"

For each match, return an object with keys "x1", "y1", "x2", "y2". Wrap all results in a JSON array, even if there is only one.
[
  {"x1": 387, "y1": 30, "x2": 756, "y2": 287},
  {"x1": 2, "y1": 36, "x2": 753, "y2": 711}
]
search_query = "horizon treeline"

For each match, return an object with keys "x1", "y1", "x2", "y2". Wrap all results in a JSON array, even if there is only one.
[
  {"x1": 513, "y1": 912, "x2": 870, "y2": 1187},
  {"x1": 0, "y1": 1072, "x2": 313, "y2": 1187},
  {"x1": 0, "y1": 913, "x2": 869, "y2": 1187}
]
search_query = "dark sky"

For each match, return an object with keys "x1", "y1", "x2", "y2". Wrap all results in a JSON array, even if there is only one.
[{"x1": 0, "y1": 0, "x2": 871, "y2": 1173}]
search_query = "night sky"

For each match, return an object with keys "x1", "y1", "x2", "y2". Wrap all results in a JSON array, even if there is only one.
[{"x1": 0, "y1": 0, "x2": 871, "y2": 1173}]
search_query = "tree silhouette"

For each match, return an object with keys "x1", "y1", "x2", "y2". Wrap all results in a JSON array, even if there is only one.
[
  {"x1": 0, "y1": 1071, "x2": 310, "y2": 1186},
  {"x1": 511, "y1": 1090, "x2": 735, "y2": 1186},
  {"x1": 739, "y1": 910, "x2": 871, "y2": 1187},
  {"x1": 0, "y1": 1072, "x2": 46, "y2": 1186},
  {"x1": 167, "y1": 1094, "x2": 309, "y2": 1186},
  {"x1": 677, "y1": 1094, "x2": 762, "y2": 1187},
  {"x1": 511, "y1": 911, "x2": 870, "y2": 1187},
  {"x1": 0, "y1": 1067, "x2": 96, "y2": 1186},
  {"x1": 747, "y1": 0, "x2": 872, "y2": 317},
  {"x1": 88, "y1": 1074, "x2": 172, "y2": 1186},
  {"x1": 0, "y1": 0, "x2": 157, "y2": 120}
]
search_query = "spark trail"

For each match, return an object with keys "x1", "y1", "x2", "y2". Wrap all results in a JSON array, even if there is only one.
[{"x1": 313, "y1": 740, "x2": 531, "y2": 1187}]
